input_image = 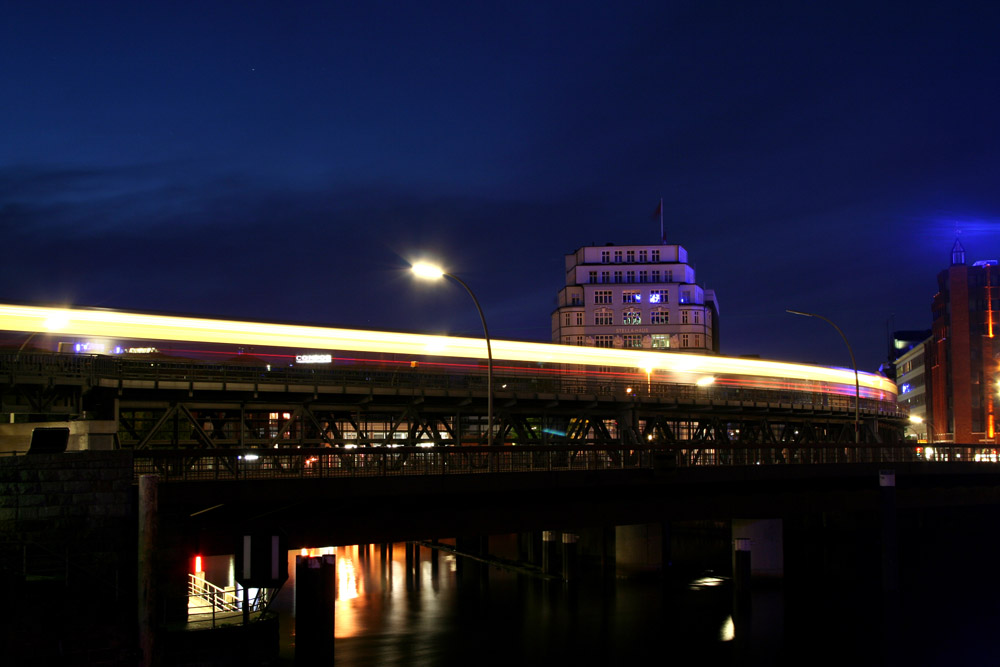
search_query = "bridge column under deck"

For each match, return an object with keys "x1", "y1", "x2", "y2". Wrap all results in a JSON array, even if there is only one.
[
  {"x1": 615, "y1": 523, "x2": 664, "y2": 578},
  {"x1": 568, "y1": 527, "x2": 616, "y2": 578},
  {"x1": 561, "y1": 533, "x2": 579, "y2": 581},
  {"x1": 732, "y1": 519, "x2": 784, "y2": 580},
  {"x1": 455, "y1": 535, "x2": 486, "y2": 590},
  {"x1": 541, "y1": 531, "x2": 559, "y2": 577},
  {"x1": 517, "y1": 531, "x2": 539, "y2": 567}
]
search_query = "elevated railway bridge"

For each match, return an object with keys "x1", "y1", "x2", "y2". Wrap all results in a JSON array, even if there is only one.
[{"x1": 1, "y1": 351, "x2": 906, "y2": 453}]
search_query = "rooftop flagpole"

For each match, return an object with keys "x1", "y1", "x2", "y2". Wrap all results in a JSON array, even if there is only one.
[{"x1": 660, "y1": 197, "x2": 664, "y2": 244}]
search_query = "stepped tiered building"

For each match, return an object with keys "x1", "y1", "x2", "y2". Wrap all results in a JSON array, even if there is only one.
[{"x1": 552, "y1": 243, "x2": 719, "y2": 353}]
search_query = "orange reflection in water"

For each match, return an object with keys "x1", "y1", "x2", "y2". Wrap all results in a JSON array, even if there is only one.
[
  {"x1": 285, "y1": 542, "x2": 458, "y2": 642},
  {"x1": 338, "y1": 549, "x2": 360, "y2": 601}
]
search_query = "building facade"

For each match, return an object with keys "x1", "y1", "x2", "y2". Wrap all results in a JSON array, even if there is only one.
[
  {"x1": 892, "y1": 331, "x2": 931, "y2": 441},
  {"x1": 926, "y1": 240, "x2": 998, "y2": 443},
  {"x1": 551, "y1": 243, "x2": 719, "y2": 353}
]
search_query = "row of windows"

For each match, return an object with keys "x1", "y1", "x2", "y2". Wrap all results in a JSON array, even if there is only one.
[
  {"x1": 561, "y1": 308, "x2": 708, "y2": 327},
  {"x1": 588, "y1": 270, "x2": 674, "y2": 285},
  {"x1": 593, "y1": 289, "x2": 690, "y2": 304},
  {"x1": 584, "y1": 333, "x2": 703, "y2": 348},
  {"x1": 595, "y1": 309, "x2": 703, "y2": 326},
  {"x1": 600, "y1": 249, "x2": 662, "y2": 263}
]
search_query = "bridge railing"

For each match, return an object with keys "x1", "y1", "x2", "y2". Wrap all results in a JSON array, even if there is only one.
[
  {"x1": 133, "y1": 445, "x2": 653, "y2": 481},
  {"x1": 130, "y1": 442, "x2": 966, "y2": 482}
]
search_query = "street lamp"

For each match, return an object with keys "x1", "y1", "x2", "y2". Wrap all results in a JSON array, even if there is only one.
[
  {"x1": 786, "y1": 309, "x2": 860, "y2": 444},
  {"x1": 412, "y1": 262, "x2": 494, "y2": 445}
]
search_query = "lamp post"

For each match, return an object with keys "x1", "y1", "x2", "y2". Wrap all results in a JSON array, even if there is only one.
[
  {"x1": 412, "y1": 262, "x2": 494, "y2": 446},
  {"x1": 787, "y1": 309, "x2": 860, "y2": 444}
]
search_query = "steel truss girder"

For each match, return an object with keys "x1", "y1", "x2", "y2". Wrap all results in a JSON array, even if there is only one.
[{"x1": 113, "y1": 391, "x2": 904, "y2": 449}]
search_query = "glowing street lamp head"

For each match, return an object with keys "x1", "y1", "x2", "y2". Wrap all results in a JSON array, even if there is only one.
[
  {"x1": 412, "y1": 262, "x2": 445, "y2": 280},
  {"x1": 696, "y1": 376, "x2": 716, "y2": 387}
]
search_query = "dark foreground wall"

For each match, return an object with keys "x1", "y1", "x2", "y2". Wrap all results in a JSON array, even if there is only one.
[{"x1": 0, "y1": 451, "x2": 137, "y2": 665}]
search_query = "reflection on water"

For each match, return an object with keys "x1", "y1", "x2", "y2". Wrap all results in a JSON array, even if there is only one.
[
  {"x1": 260, "y1": 511, "x2": 1000, "y2": 666},
  {"x1": 269, "y1": 537, "x2": 751, "y2": 665}
]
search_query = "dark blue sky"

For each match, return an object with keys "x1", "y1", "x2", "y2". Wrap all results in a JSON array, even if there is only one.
[{"x1": 3, "y1": 1, "x2": 1000, "y2": 373}]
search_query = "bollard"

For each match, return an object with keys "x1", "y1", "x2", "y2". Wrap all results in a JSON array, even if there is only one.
[
  {"x1": 880, "y1": 469, "x2": 898, "y2": 592},
  {"x1": 733, "y1": 537, "x2": 751, "y2": 597},
  {"x1": 294, "y1": 555, "x2": 336, "y2": 663}
]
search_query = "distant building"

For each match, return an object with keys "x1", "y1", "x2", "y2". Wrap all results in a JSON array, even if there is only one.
[
  {"x1": 926, "y1": 239, "x2": 998, "y2": 443},
  {"x1": 551, "y1": 243, "x2": 719, "y2": 353},
  {"x1": 891, "y1": 331, "x2": 931, "y2": 441}
]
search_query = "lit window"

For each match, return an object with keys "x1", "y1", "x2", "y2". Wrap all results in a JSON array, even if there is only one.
[
  {"x1": 651, "y1": 335, "x2": 669, "y2": 349},
  {"x1": 651, "y1": 310, "x2": 669, "y2": 325},
  {"x1": 594, "y1": 290, "x2": 612, "y2": 304},
  {"x1": 649, "y1": 289, "x2": 668, "y2": 304},
  {"x1": 623, "y1": 311, "x2": 641, "y2": 325},
  {"x1": 622, "y1": 291, "x2": 641, "y2": 304},
  {"x1": 680, "y1": 290, "x2": 691, "y2": 304},
  {"x1": 623, "y1": 334, "x2": 642, "y2": 348},
  {"x1": 595, "y1": 310, "x2": 613, "y2": 325}
]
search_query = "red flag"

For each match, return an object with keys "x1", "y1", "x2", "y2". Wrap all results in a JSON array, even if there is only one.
[{"x1": 651, "y1": 201, "x2": 662, "y2": 219}]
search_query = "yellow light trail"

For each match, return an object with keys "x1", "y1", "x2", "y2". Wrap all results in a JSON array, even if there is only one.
[{"x1": 0, "y1": 303, "x2": 897, "y2": 396}]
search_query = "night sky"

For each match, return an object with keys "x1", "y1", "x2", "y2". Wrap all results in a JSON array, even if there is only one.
[{"x1": 3, "y1": 2, "x2": 1000, "y2": 374}]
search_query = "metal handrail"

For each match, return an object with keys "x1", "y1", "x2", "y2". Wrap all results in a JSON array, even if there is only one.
[{"x1": 187, "y1": 574, "x2": 271, "y2": 628}]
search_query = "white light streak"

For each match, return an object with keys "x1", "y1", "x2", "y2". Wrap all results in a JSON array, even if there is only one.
[{"x1": 0, "y1": 304, "x2": 897, "y2": 396}]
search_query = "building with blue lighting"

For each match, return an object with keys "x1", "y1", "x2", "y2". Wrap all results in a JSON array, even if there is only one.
[
  {"x1": 551, "y1": 243, "x2": 719, "y2": 353},
  {"x1": 925, "y1": 240, "x2": 999, "y2": 444}
]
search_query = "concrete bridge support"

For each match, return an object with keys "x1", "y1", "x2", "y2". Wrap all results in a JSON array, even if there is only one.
[
  {"x1": 615, "y1": 523, "x2": 667, "y2": 578},
  {"x1": 541, "y1": 530, "x2": 559, "y2": 577},
  {"x1": 732, "y1": 518, "x2": 784, "y2": 580},
  {"x1": 561, "y1": 532, "x2": 578, "y2": 581}
]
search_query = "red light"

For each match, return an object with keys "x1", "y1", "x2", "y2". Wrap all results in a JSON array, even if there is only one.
[{"x1": 194, "y1": 555, "x2": 202, "y2": 573}]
